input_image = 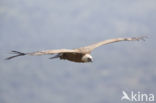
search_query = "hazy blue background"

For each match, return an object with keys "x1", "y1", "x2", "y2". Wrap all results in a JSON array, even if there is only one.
[{"x1": 0, "y1": 0, "x2": 156, "y2": 103}]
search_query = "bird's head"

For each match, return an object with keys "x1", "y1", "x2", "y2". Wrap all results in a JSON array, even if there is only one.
[{"x1": 82, "y1": 54, "x2": 93, "y2": 63}]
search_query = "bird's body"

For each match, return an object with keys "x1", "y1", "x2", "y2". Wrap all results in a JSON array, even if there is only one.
[
  {"x1": 6, "y1": 36, "x2": 146, "y2": 63},
  {"x1": 60, "y1": 53, "x2": 85, "y2": 62},
  {"x1": 57, "y1": 53, "x2": 92, "y2": 63}
]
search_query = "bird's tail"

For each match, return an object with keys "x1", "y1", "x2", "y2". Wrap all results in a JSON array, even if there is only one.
[
  {"x1": 6, "y1": 51, "x2": 26, "y2": 60},
  {"x1": 49, "y1": 54, "x2": 61, "y2": 59}
]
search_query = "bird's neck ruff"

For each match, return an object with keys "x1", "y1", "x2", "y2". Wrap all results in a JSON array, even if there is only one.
[{"x1": 81, "y1": 54, "x2": 93, "y2": 62}]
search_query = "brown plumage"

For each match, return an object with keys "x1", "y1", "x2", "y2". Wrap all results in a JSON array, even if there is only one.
[{"x1": 6, "y1": 36, "x2": 146, "y2": 63}]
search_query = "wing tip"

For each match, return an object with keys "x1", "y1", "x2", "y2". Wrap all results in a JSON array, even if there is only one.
[
  {"x1": 132, "y1": 36, "x2": 148, "y2": 41},
  {"x1": 5, "y1": 51, "x2": 26, "y2": 60}
]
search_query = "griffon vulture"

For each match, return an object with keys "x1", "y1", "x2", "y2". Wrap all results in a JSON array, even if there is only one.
[{"x1": 6, "y1": 36, "x2": 146, "y2": 63}]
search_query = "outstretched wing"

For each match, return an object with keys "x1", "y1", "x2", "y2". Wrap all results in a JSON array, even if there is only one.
[
  {"x1": 29, "y1": 49, "x2": 79, "y2": 55},
  {"x1": 78, "y1": 36, "x2": 147, "y2": 53},
  {"x1": 6, "y1": 49, "x2": 80, "y2": 60}
]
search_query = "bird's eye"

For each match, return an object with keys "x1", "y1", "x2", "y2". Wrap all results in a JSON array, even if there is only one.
[{"x1": 87, "y1": 58, "x2": 92, "y2": 62}]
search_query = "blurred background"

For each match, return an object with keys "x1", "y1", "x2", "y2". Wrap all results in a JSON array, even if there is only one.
[{"x1": 0, "y1": 0, "x2": 156, "y2": 103}]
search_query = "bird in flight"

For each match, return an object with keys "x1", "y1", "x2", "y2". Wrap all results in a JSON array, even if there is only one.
[{"x1": 6, "y1": 36, "x2": 146, "y2": 63}]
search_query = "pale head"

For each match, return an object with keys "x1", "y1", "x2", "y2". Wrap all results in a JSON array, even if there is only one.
[{"x1": 81, "y1": 54, "x2": 93, "y2": 62}]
